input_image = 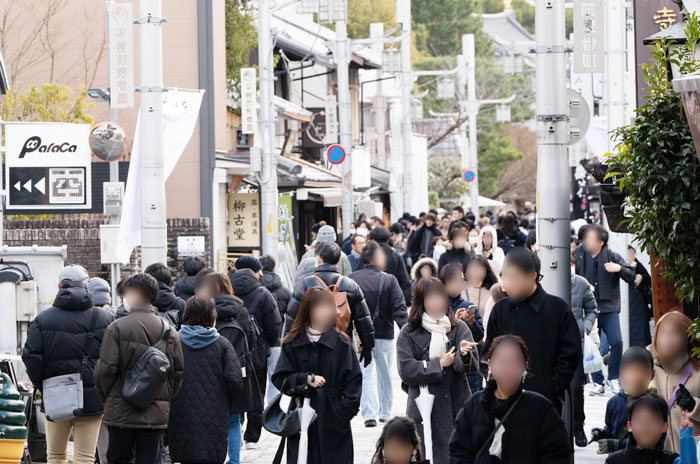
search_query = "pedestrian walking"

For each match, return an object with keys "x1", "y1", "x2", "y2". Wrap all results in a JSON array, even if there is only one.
[
  {"x1": 88, "y1": 277, "x2": 113, "y2": 311},
  {"x1": 301, "y1": 224, "x2": 353, "y2": 276},
  {"x1": 626, "y1": 246, "x2": 653, "y2": 347},
  {"x1": 651, "y1": 311, "x2": 700, "y2": 453},
  {"x1": 286, "y1": 241, "x2": 375, "y2": 367},
  {"x1": 449, "y1": 335, "x2": 571, "y2": 463},
  {"x1": 174, "y1": 256, "x2": 205, "y2": 301},
  {"x1": 229, "y1": 255, "x2": 281, "y2": 450},
  {"x1": 575, "y1": 224, "x2": 636, "y2": 395},
  {"x1": 410, "y1": 257, "x2": 438, "y2": 283},
  {"x1": 367, "y1": 226, "x2": 412, "y2": 306},
  {"x1": 437, "y1": 227, "x2": 472, "y2": 275},
  {"x1": 94, "y1": 273, "x2": 185, "y2": 464},
  {"x1": 496, "y1": 212, "x2": 526, "y2": 254},
  {"x1": 481, "y1": 247, "x2": 580, "y2": 413},
  {"x1": 406, "y1": 213, "x2": 442, "y2": 264},
  {"x1": 371, "y1": 417, "x2": 428, "y2": 464},
  {"x1": 145, "y1": 263, "x2": 186, "y2": 327},
  {"x1": 259, "y1": 255, "x2": 291, "y2": 404},
  {"x1": 347, "y1": 234, "x2": 366, "y2": 272},
  {"x1": 396, "y1": 277, "x2": 479, "y2": 464},
  {"x1": 475, "y1": 225, "x2": 505, "y2": 277},
  {"x1": 465, "y1": 255, "x2": 499, "y2": 319},
  {"x1": 168, "y1": 296, "x2": 243, "y2": 464},
  {"x1": 272, "y1": 287, "x2": 362, "y2": 464},
  {"x1": 349, "y1": 241, "x2": 408, "y2": 426},
  {"x1": 570, "y1": 255, "x2": 598, "y2": 447},
  {"x1": 196, "y1": 272, "x2": 255, "y2": 464},
  {"x1": 22, "y1": 265, "x2": 114, "y2": 464}
]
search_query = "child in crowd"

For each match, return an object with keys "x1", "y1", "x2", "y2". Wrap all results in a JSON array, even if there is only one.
[
  {"x1": 605, "y1": 392, "x2": 697, "y2": 464},
  {"x1": 371, "y1": 417, "x2": 428, "y2": 464},
  {"x1": 592, "y1": 346, "x2": 656, "y2": 454}
]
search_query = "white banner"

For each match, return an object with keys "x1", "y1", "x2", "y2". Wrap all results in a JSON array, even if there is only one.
[
  {"x1": 108, "y1": 2, "x2": 134, "y2": 109},
  {"x1": 115, "y1": 90, "x2": 204, "y2": 264},
  {"x1": 240, "y1": 67, "x2": 257, "y2": 134},
  {"x1": 573, "y1": 0, "x2": 605, "y2": 73},
  {"x1": 324, "y1": 94, "x2": 338, "y2": 144}
]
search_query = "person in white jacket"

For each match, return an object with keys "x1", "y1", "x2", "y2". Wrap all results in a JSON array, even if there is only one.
[{"x1": 474, "y1": 225, "x2": 505, "y2": 277}]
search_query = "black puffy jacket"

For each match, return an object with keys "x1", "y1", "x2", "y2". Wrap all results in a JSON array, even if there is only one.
[
  {"x1": 22, "y1": 283, "x2": 114, "y2": 416},
  {"x1": 214, "y1": 293, "x2": 256, "y2": 414},
  {"x1": 173, "y1": 275, "x2": 197, "y2": 302},
  {"x1": 168, "y1": 335, "x2": 242, "y2": 464},
  {"x1": 349, "y1": 265, "x2": 407, "y2": 340},
  {"x1": 285, "y1": 264, "x2": 375, "y2": 350},
  {"x1": 154, "y1": 281, "x2": 186, "y2": 326},
  {"x1": 261, "y1": 271, "x2": 291, "y2": 320}
]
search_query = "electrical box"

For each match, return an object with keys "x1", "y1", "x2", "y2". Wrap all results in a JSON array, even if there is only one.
[
  {"x1": 103, "y1": 182, "x2": 124, "y2": 216},
  {"x1": 100, "y1": 224, "x2": 121, "y2": 264},
  {"x1": 16, "y1": 280, "x2": 37, "y2": 321}
]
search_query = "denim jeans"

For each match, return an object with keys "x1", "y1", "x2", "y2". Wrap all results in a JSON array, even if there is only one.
[
  {"x1": 360, "y1": 339, "x2": 395, "y2": 421},
  {"x1": 591, "y1": 312, "x2": 623, "y2": 384},
  {"x1": 227, "y1": 413, "x2": 242, "y2": 464},
  {"x1": 266, "y1": 346, "x2": 281, "y2": 405}
]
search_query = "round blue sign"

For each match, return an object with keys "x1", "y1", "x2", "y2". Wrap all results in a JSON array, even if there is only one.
[
  {"x1": 327, "y1": 145, "x2": 346, "y2": 165},
  {"x1": 462, "y1": 169, "x2": 476, "y2": 182}
]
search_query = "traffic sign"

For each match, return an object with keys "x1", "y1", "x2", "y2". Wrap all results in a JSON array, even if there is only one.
[
  {"x1": 5, "y1": 123, "x2": 92, "y2": 210},
  {"x1": 462, "y1": 169, "x2": 476, "y2": 182},
  {"x1": 326, "y1": 144, "x2": 346, "y2": 165}
]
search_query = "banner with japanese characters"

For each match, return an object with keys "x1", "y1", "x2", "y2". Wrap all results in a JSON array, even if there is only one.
[
  {"x1": 107, "y1": 2, "x2": 134, "y2": 109},
  {"x1": 227, "y1": 192, "x2": 262, "y2": 249},
  {"x1": 573, "y1": 0, "x2": 605, "y2": 73}
]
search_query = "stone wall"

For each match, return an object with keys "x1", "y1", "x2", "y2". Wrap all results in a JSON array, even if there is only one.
[{"x1": 2, "y1": 218, "x2": 210, "y2": 281}]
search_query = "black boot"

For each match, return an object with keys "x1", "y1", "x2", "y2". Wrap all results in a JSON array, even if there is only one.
[{"x1": 574, "y1": 427, "x2": 588, "y2": 448}]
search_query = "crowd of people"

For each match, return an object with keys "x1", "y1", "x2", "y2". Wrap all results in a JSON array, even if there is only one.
[{"x1": 17, "y1": 203, "x2": 697, "y2": 464}]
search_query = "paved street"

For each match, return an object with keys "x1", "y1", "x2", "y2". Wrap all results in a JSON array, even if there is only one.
[{"x1": 240, "y1": 364, "x2": 610, "y2": 463}]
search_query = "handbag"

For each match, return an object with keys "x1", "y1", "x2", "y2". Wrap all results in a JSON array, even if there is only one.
[
  {"x1": 262, "y1": 391, "x2": 302, "y2": 437},
  {"x1": 42, "y1": 308, "x2": 98, "y2": 422}
]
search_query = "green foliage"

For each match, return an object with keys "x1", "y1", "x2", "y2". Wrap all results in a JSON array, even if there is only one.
[
  {"x1": 225, "y1": 0, "x2": 257, "y2": 113},
  {"x1": 606, "y1": 15, "x2": 700, "y2": 302},
  {"x1": 347, "y1": 0, "x2": 396, "y2": 39},
  {"x1": 411, "y1": 0, "x2": 484, "y2": 57},
  {"x1": 0, "y1": 84, "x2": 94, "y2": 124},
  {"x1": 428, "y1": 156, "x2": 469, "y2": 201},
  {"x1": 477, "y1": 128, "x2": 522, "y2": 196}
]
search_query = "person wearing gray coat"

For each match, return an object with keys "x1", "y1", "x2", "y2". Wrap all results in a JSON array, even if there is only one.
[
  {"x1": 396, "y1": 277, "x2": 478, "y2": 464},
  {"x1": 571, "y1": 265, "x2": 598, "y2": 447}
]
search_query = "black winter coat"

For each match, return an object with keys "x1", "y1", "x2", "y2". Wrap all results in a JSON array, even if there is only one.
[
  {"x1": 605, "y1": 439, "x2": 678, "y2": 464},
  {"x1": 261, "y1": 270, "x2": 291, "y2": 320},
  {"x1": 349, "y1": 265, "x2": 407, "y2": 340},
  {"x1": 481, "y1": 284, "x2": 581, "y2": 411},
  {"x1": 438, "y1": 247, "x2": 471, "y2": 275},
  {"x1": 575, "y1": 244, "x2": 636, "y2": 314},
  {"x1": 22, "y1": 284, "x2": 114, "y2": 416},
  {"x1": 154, "y1": 281, "x2": 186, "y2": 326},
  {"x1": 449, "y1": 384, "x2": 571, "y2": 464},
  {"x1": 173, "y1": 275, "x2": 197, "y2": 302},
  {"x1": 213, "y1": 293, "x2": 256, "y2": 414},
  {"x1": 272, "y1": 329, "x2": 362, "y2": 464},
  {"x1": 285, "y1": 264, "x2": 375, "y2": 350},
  {"x1": 168, "y1": 336, "x2": 242, "y2": 464},
  {"x1": 359, "y1": 241, "x2": 412, "y2": 306},
  {"x1": 407, "y1": 224, "x2": 442, "y2": 262}
]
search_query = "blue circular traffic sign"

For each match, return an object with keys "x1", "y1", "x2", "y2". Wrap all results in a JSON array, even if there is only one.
[
  {"x1": 326, "y1": 145, "x2": 346, "y2": 165},
  {"x1": 462, "y1": 169, "x2": 476, "y2": 182}
]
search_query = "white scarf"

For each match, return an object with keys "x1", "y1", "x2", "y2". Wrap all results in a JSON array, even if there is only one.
[
  {"x1": 421, "y1": 313, "x2": 452, "y2": 359},
  {"x1": 307, "y1": 327, "x2": 322, "y2": 343}
]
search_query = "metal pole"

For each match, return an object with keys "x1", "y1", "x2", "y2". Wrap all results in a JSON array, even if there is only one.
[
  {"x1": 463, "y1": 34, "x2": 479, "y2": 215},
  {"x1": 369, "y1": 23, "x2": 387, "y2": 170},
  {"x1": 106, "y1": 0, "x2": 120, "y2": 306},
  {"x1": 258, "y1": 0, "x2": 279, "y2": 260},
  {"x1": 138, "y1": 0, "x2": 167, "y2": 268},
  {"x1": 535, "y1": 0, "x2": 570, "y2": 303},
  {"x1": 336, "y1": 20, "x2": 353, "y2": 236},
  {"x1": 397, "y1": 0, "x2": 413, "y2": 214}
]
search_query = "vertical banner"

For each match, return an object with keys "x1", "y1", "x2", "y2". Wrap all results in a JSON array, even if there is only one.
[
  {"x1": 278, "y1": 193, "x2": 294, "y2": 245},
  {"x1": 240, "y1": 68, "x2": 257, "y2": 134},
  {"x1": 573, "y1": 0, "x2": 605, "y2": 73},
  {"x1": 324, "y1": 94, "x2": 338, "y2": 144},
  {"x1": 108, "y1": 2, "x2": 134, "y2": 109}
]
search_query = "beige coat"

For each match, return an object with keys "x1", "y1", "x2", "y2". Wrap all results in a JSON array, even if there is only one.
[{"x1": 652, "y1": 360, "x2": 700, "y2": 453}]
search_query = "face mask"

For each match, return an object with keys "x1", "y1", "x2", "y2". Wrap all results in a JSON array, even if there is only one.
[
  {"x1": 469, "y1": 236, "x2": 478, "y2": 246},
  {"x1": 123, "y1": 299, "x2": 132, "y2": 313},
  {"x1": 356, "y1": 228, "x2": 368, "y2": 237}
]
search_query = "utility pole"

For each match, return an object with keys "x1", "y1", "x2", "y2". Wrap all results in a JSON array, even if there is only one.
[
  {"x1": 138, "y1": 0, "x2": 167, "y2": 268},
  {"x1": 535, "y1": 0, "x2": 570, "y2": 303},
  {"x1": 336, "y1": 20, "x2": 353, "y2": 236},
  {"x1": 463, "y1": 34, "x2": 479, "y2": 215},
  {"x1": 258, "y1": 0, "x2": 279, "y2": 260},
  {"x1": 370, "y1": 23, "x2": 387, "y2": 170},
  {"x1": 106, "y1": 0, "x2": 120, "y2": 305},
  {"x1": 397, "y1": 0, "x2": 413, "y2": 214}
]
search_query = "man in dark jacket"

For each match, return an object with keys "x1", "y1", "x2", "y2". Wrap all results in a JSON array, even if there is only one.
[
  {"x1": 229, "y1": 255, "x2": 281, "y2": 449},
  {"x1": 286, "y1": 241, "x2": 376, "y2": 367},
  {"x1": 94, "y1": 273, "x2": 185, "y2": 464},
  {"x1": 437, "y1": 226, "x2": 472, "y2": 274},
  {"x1": 364, "y1": 226, "x2": 412, "y2": 305},
  {"x1": 258, "y1": 254, "x2": 291, "y2": 404},
  {"x1": 350, "y1": 241, "x2": 407, "y2": 427},
  {"x1": 575, "y1": 224, "x2": 635, "y2": 395},
  {"x1": 145, "y1": 263, "x2": 186, "y2": 327},
  {"x1": 22, "y1": 265, "x2": 114, "y2": 464},
  {"x1": 406, "y1": 213, "x2": 442, "y2": 263},
  {"x1": 174, "y1": 256, "x2": 205, "y2": 301},
  {"x1": 481, "y1": 247, "x2": 581, "y2": 413}
]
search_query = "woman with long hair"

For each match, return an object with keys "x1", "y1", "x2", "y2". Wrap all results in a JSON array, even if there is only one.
[
  {"x1": 272, "y1": 287, "x2": 362, "y2": 464},
  {"x1": 449, "y1": 335, "x2": 570, "y2": 463},
  {"x1": 396, "y1": 278, "x2": 478, "y2": 464},
  {"x1": 652, "y1": 310, "x2": 700, "y2": 453},
  {"x1": 371, "y1": 416, "x2": 428, "y2": 464},
  {"x1": 497, "y1": 212, "x2": 527, "y2": 254},
  {"x1": 465, "y1": 255, "x2": 499, "y2": 319}
]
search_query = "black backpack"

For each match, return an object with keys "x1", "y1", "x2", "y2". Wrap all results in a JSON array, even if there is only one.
[
  {"x1": 246, "y1": 289, "x2": 269, "y2": 371},
  {"x1": 121, "y1": 319, "x2": 171, "y2": 410},
  {"x1": 217, "y1": 317, "x2": 252, "y2": 379}
]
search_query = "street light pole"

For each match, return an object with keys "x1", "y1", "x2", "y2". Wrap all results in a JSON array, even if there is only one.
[
  {"x1": 463, "y1": 34, "x2": 479, "y2": 215},
  {"x1": 336, "y1": 20, "x2": 353, "y2": 237},
  {"x1": 397, "y1": 0, "x2": 413, "y2": 214},
  {"x1": 535, "y1": 0, "x2": 570, "y2": 303},
  {"x1": 138, "y1": 0, "x2": 167, "y2": 269},
  {"x1": 258, "y1": 0, "x2": 279, "y2": 260}
]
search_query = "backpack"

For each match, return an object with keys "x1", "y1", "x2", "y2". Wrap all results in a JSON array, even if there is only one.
[
  {"x1": 121, "y1": 319, "x2": 171, "y2": 410},
  {"x1": 156, "y1": 298, "x2": 182, "y2": 329},
  {"x1": 246, "y1": 288, "x2": 269, "y2": 371},
  {"x1": 217, "y1": 317, "x2": 252, "y2": 379},
  {"x1": 312, "y1": 275, "x2": 351, "y2": 332}
]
